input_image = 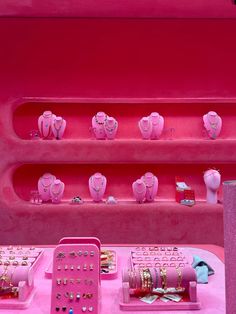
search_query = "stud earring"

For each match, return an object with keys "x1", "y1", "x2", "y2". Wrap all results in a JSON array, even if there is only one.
[
  {"x1": 78, "y1": 251, "x2": 83, "y2": 256},
  {"x1": 89, "y1": 264, "x2": 93, "y2": 271},
  {"x1": 69, "y1": 251, "x2": 76, "y2": 258},
  {"x1": 70, "y1": 265, "x2": 74, "y2": 270},
  {"x1": 77, "y1": 278, "x2": 81, "y2": 284},
  {"x1": 77, "y1": 265, "x2": 81, "y2": 270},
  {"x1": 64, "y1": 265, "x2": 68, "y2": 271},
  {"x1": 69, "y1": 292, "x2": 74, "y2": 300},
  {"x1": 56, "y1": 279, "x2": 61, "y2": 285},
  {"x1": 57, "y1": 252, "x2": 65, "y2": 259},
  {"x1": 84, "y1": 251, "x2": 88, "y2": 256},
  {"x1": 57, "y1": 265, "x2": 61, "y2": 271},
  {"x1": 90, "y1": 251, "x2": 94, "y2": 257},
  {"x1": 63, "y1": 278, "x2": 67, "y2": 285},
  {"x1": 88, "y1": 306, "x2": 94, "y2": 312},
  {"x1": 76, "y1": 293, "x2": 81, "y2": 300},
  {"x1": 83, "y1": 264, "x2": 87, "y2": 271},
  {"x1": 56, "y1": 293, "x2": 61, "y2": 299},
  {"x1": 55, "y1": 307, "x2": 60, "y2": 312},
  {"x1": 82, "y1": 307, "x2": 87, "y2": 312},
  {"x1": 62, "y1": 306, "x2": 67, "y2": 312}
]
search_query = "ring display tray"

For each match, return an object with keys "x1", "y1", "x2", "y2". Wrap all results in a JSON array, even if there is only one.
[{"x1": 0, "y1": 246, "x2": 44, "y2": 309}]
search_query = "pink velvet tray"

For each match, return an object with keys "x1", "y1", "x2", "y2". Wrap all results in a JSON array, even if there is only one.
[{"x1": 0, "y1": 245, "x2": 225, "y2": 314}]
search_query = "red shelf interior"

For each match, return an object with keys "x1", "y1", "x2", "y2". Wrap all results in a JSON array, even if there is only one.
[
  {"x1": 13, "y1": 101, "x2": 236, "y2": 140},
  {"x1": 13, "y1": 163, "x2": 236, "y2": 202}
]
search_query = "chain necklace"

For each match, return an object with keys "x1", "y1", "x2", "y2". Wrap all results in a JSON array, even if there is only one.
[
  {"x1": 90, "y1": 176, "x2": 105, "y2": 193},
  {"x1": 207, "y1": 114, "x2": 219, "y2": 130},
  {"x1": 133, "y1": 182, "x2": 146, "y2": 194},
  {"x1": 95, "y1": 113, "x2": 108, "y2": 125},
  {"x1": 105, "y1": 120, "x2": 117, "y2": 133},
  {"x1": 51, "y1": 183, "x2": 64, "y2": 200},
  {"x1": 40, "y1": 175, "x2": 54, "y2": 192},
  {"x1": 53, "y1": 119, "x2": 63, "y2": 139},
  {"x1": 40, "y1": 119, "x2": 51, "y2": 138},
  {"x1": 139, "y1": 118, "x2": 151, "y2": 132},
  {"x1": 150, "y1": 114, "x2": 160, "y2": 126},
  {"x1": 143, "y1": 174, "x2": 155, "y2": 188}
]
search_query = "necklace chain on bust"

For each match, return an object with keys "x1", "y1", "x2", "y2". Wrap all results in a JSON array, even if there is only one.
[
  {"x1": 53, "y1": 120, "x2": 64, "y2": 139},
  {"x1": 41, "y1": 119, "x2": 51, "y2": 138},
  {"x1": 150, "y1": 115, "x2": 160, "y2": 126},
  {"x1": 207, "y1": 114, "x2": 219, "y2": 130},
  {"x1": 51, "y1": 183, "x2": 63, "y2": 198},
  {"x1": 95, "y1": 114, "x2": 108, "y2": 125},
  {"x1": 134, "y1": 183, "x2": 146, "y2": 194},
  {"x1": 143, "y1": 175, "x2": 155, "y2": 188},
  {"x1": 139, "y1": 118, "x2": 151, "y2": 132},
  {"x1": 40, "y1": 176, "x2": 54, "y2": 192},
  {"x1": 105, "y1": 120, "x2": 117, "y2": 133},
  {"x1": 90, "y1": 176, "x2": 105, "y2": 193}
]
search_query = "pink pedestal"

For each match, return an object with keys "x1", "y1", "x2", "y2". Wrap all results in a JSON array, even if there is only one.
[{"x1": 223, "y1": 181, "x2": 236, "y2": 314}]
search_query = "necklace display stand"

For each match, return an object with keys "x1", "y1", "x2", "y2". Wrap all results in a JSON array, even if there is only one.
[
  {"x1": 50, "y1": 179, "x2": 65, "y2": 204},
  {"x1": 149, "y1": 112, "x2": 164, "y2": 140},
  {"x1": 104, "y1": 117, "x2": 118, "y2": 140},
  {"x1": 51, "y1": 116, "x2": 66, "y2": 140},
  {"x1": 92, "y1": 112, "x2": 108, "y2": 140},
  {"x1": 203, "y1": 111, "x2": 222, "y2": 140},
  {"x1": 38, "y1": 111, "x2": 56, "y2": 139},
  {"x1": 203, "y1": 169, "x2": 221, "y2": 204},
  {"x1": 132, "y1": 179, "x2": 146, "y2": 203},
  {"x1": 141, "y1": 172, "x2": 158, "y2": 202},
  {"x1": 89, "y1": 173, "x2": 107, "y2": 202},
  {"x1": 38, "y1": 173, "x2": 56, "y2": 202},
  {"x1": 138, "y1": 117, "x2": 152, "y2": 139}
]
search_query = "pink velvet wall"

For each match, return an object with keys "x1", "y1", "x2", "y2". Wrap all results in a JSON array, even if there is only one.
[{"x1": 1, "y1": 17, "x2": 236, "y2": 245}]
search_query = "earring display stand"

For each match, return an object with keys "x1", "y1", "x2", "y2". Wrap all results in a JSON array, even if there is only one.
[
  {"x1": 50, "y1": 238, "x2": 100, "y2": 314},
  {"x1": 0, "y1": 246, "x2": 44, "y2": 309}
]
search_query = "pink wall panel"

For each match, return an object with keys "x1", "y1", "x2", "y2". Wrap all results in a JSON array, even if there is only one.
[
  {"x1": 1, "y1": 19, "x2": 236, "y2": 101},
  {"x1": 0, "y1": 0, "x2": 236, "y2": 18}
]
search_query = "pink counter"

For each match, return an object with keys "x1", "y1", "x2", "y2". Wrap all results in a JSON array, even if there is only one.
[{"x1": 0, "y1": 245, "x2": 225, "y2": 314}]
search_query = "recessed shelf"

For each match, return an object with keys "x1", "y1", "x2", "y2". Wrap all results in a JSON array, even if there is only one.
[
  {"x1": 12, "y1": 163, "x2": 236, "y2": 203},
  {"x1": 13, "y1": 99, "x2": 236, "y2": 140}
]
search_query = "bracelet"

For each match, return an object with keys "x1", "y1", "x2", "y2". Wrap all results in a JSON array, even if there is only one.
[
  {"x1": 154, "y1": 268, "x2": 158, "y2": 289},
  {"x1": 160, "y1": 267, "x2": 167, "y2": 290},
  {"x1": 176, "y1": 267, "x2": 182, "y2": 290},
  {"x1": 142, "y1": 268, "x2": 153, "y2": 291}
]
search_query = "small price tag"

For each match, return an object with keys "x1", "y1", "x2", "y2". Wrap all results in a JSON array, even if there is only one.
[{"x1": 140, "y1": 294, "x2": 159, "y2": 304}]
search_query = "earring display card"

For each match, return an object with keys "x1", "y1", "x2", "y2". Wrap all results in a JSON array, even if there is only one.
[
  {"x1": 45, "y1": 249, "x2": 117, "y2": 280},
  {"x1": 51, "y1": 244, "x2": 100, "y2": 314},
  {"x1": 0, "y1": 246, "x2": 44, "y2": 309}
]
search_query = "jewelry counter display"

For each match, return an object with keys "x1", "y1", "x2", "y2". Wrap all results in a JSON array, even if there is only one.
[
  {"x1": 120, "y1": 246, "x2": 200, "y2": 310},
  {"x1": 0, "y1": 246, "x2": 44, "y2": 309},
  {"x1": 51, "y1": 238, "x2": 100, "y2": 314}
]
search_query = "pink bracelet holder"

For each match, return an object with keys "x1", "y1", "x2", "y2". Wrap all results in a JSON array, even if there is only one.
[
  {"x1": 50, "y1": 237, "x2": 100, "y2": 314},
  {"x1": 120, "y1": 266, "x2": 200, "y2": 311},
  {"x1": 0, "y1": 247, "x2": 44, "y2": 309}
]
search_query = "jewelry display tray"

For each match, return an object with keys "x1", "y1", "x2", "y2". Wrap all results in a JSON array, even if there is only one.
[
  {"x1": 45, "y1": 247, "x2": 118, "y2": 280},
  {"x1": 120, "y1": 247, "x2": 200, "y2": 311},
  {"x1": 0, "y1": 247, "x2": 44, "y2": 309}
]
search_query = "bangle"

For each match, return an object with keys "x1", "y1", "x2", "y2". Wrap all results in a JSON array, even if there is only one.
[
  {"x1": 176, "y1": 267, "x2": 182, "y2": 290},
  {"x1": 160, "y1": 267, "x2": 167, "y2": 290}
]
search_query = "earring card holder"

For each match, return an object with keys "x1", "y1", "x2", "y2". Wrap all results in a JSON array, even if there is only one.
[
  {"x1": 45, "y1": 248, "x2": 117, "y2": 280},
  {"x1": 119, "y1": 246, "x2": 200, "y2": 311},
  {"x1": 0, "y1": 246, "x2": 44, "y2": 309},
  {"x1": 51, "y1": 241, "x2": 100, "y2": 314}
]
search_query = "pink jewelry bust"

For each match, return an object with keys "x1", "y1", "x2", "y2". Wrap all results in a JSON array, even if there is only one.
[
  {"x1": 89, "y1": 173, "x2": 107, "y2": 202},
  {"x1": 104, "y1": 116, "x2": 118, "y2": 140},
  {"x1": 51, "y1": 116, "x2": 66, "y2": 140},
  {"x1": 50, "y1": 179, "x2": 65, "y2": 204},
  {"x1": 204, "y1": 169, "x2": 221, "y2": 204},
  {"x1": 38, "y1": 111, "x2": 56, "y2": 139},
  {"x1": 92, "y1": 112, "x2": 108, "y2": 140},
  {"x1": 38, "y1": 173, "x2": 56, "y2": 202},
  {"x1": 149, "y1": 112, "x2": 164, "y2": 140},
  {"x1": 141, "y1": 172, "x2": 158, "y2": 202},
  {"x1": 203, "y1": 111, "x2": 222, "y2": 140},
  {"x1": 138, "y1": 117, "x2": 152, "y2": 139},
  {"x1": 132, "y1": 179, "x2": 146, "y2": 203}
]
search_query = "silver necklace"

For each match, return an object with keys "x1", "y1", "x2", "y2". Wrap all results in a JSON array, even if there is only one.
[
  {"x1": 90, "y1": 176, "x2": 104, "y2": 193},
  {"x1": 139, "y1": 119, "x2": 151, "y2": 132}
]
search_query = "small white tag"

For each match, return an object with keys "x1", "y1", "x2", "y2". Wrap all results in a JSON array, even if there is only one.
[
  {"x1": 160, "y1": 297, "x2": 170, "y2": 303},
  {"x1": 176, "y1": 182, "x2": 189, "y2": 189},
  {"x1": 140, "y1": 294, "x2": 158, "y2": 304},
  {"x1": 164, "y1": 294, "x2": 183, "y2": 302}
]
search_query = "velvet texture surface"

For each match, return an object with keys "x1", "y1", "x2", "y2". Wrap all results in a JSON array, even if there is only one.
[{"x1": 223, "y1": 181, "x2": 236, "y2": 314}]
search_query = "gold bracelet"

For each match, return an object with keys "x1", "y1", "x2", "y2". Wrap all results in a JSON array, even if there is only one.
[
  {"x1": 142, "y1": 268, "x2": 152, "y2": 291},
  {"x1": 176, "y1": 267, "x2": 182, "y2": 290},
  {"x1": 160, "y1": 267, "x2": 167, "y2": 290}
]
